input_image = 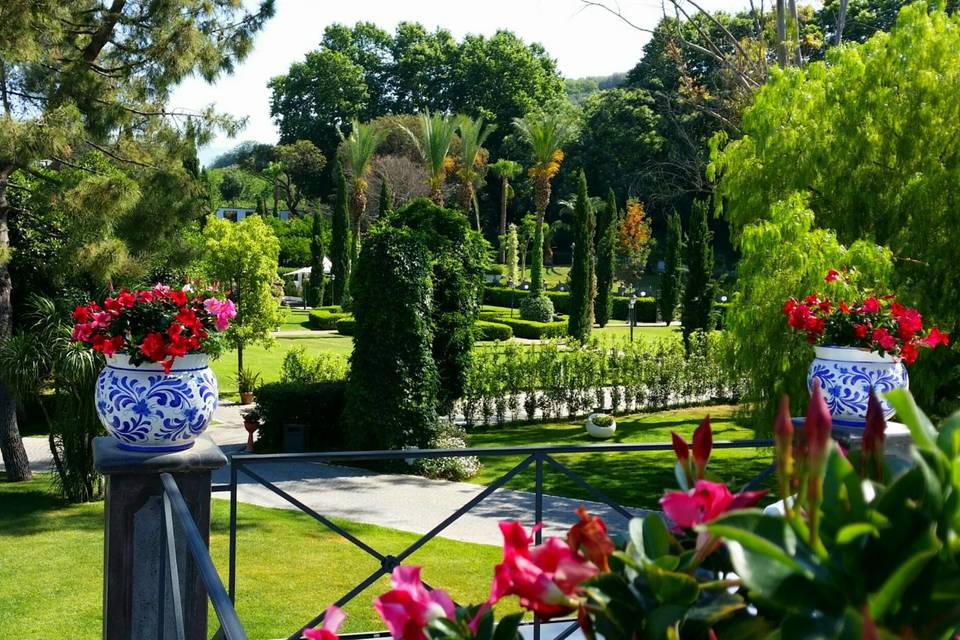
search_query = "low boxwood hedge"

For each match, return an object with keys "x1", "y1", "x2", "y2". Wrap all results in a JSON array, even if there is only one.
[
  {"x1": 308, "y1": 310, "x2": 351, "y2": 330},
  {"x1": 254, "y1": 381, "x2": 347, "y2": 452},
  {"x1": 474, "y1": 320, "x2": 513, "y2": 341},
  {"x1": 335, "y1": 317, "x2": 356, "y2": 336},
  {"x1": 611, "y1": 296, "x2": 658, "y2": 323},
  {"x1": 485, "y1": 286, "x2": 659, "y2": 323},
  {"x1": 497, "y1": 318, "x2": 567, "y2": 339}
]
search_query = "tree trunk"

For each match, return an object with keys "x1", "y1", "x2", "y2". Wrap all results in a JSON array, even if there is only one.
[
  {"x1": 788, "y1": 0, "x2": 802, "y2": 66},
  {"x1": 835, "y1": 0, "x2": 849, "y2": 45},
  {"x1": 0, "y1": 172, "x2": 33, "y2": 481},
  {"x1": 499, "y1": 177, "x2": 508, "y2": 262},
  {"x1": 776, "y1": 0, "x2": 788, "y2": 67}
]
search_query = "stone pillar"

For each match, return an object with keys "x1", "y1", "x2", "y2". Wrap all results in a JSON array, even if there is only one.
[
  {"x1": 792, "y1": 417, "x2": 913, "y2": 461},
  {"x1": 94, "y1": 434, "x2": 227, "y2": 640}
]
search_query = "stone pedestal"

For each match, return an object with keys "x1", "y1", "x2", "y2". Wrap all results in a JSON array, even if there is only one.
[
  {"x1": 94, "y1": 434, "x2": 227, "y2": 640},
  {"x1": 791, "y1": 417, "x2": 913, "y2": 462}
]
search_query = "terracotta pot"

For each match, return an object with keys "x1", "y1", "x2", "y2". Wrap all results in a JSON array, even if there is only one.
[
  {"x1": 243, "y1": 420, "x2": 259, "y2": 452},
  {"x1": 239, "y1": 391, "x2": 254, "y2": 405}
]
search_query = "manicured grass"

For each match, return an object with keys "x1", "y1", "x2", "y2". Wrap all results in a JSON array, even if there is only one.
[
  {"x1": 465, "y1": 405, "x2": 774, "y2": 510},
  {"x1": 592, "y1": 322, "x2": 681, "y2": 341},
  {"x1": 0, "y1": 475, "x2": 511, "y2": 639},
  {"x1": 278, "y1": 307, "x2": 314, "y2": 331},
  {"x1": 211, "y1": 335, "x2": 352, "y2": 397}
]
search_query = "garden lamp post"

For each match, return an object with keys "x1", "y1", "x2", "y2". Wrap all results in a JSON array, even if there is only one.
[
  {"x1": 508, "y1": 278, "x2": 515, "y2": 317},
  {"x1": 629, "y1": 293, "x2": 637, "y2": 342}
]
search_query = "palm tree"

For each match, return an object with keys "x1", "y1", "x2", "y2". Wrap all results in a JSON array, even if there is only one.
[
  {"x1": 455, "y1": 115, "x2": 495, "y2": 230},
  {"x1": 489, "y1": 159, "x2": 523, "y2": 260},
  {"x1": 513, "y1": 111, "x2": 577, "y2": 295},
  {"x1": 338, "y1": 119, "x2": 387, "y2": 261},
  {"x1": 401, "y1": 110, "x2": 458, "y2": 205}
]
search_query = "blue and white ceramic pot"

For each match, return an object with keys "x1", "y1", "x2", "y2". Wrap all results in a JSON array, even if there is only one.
[
  {"x1": 807, "y1": 345, "x2": 907, "y2": 427},
  {"x1": 95, "y1": 353, "x2": 219, "y2": 452}
]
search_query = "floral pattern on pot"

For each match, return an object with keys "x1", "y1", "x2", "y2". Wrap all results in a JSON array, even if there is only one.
[
  {"x1": 807, "y1": 345, "x2": 907, "y2": 427},
  {"x1": 95, "y1": 353, "x2": 218, "y2": 452}
]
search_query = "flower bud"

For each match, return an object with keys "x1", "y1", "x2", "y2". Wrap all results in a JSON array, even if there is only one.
[
  {"x1": 692, "y1": 416, "x2": 713, "y2": 480},
  {"x1": 805, "y1": 379, "x2": 832, "y2": 468}
]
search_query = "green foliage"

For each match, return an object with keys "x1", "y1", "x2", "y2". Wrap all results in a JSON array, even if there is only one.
[
  {"x1": 377, "y1": 177, "x2": 393, "y2": 217},
  {"x1": 344, "y1": 227, "x2": 439, "y2": 449},
  {"x1": 681, "y1": 199, "x2": 715, "y2": 341},
  {"x1": 485, "y1": 286, "x2": 656, "y2": 323},
  {"x1": 611, "y1": 296, "x2": 658, "y2": 323},
  {"x1": 218, "y1": 169, "x2": 245, "y2": 204},
  {"x1": 409, "y1": 421, "x2": 481, "y2": 481},
  {"x1": 504, "y1": 224, "x2": 520, "y2": 284},
  {"x1": 495, "y1": 318, "x2": 567, "y2": 340},
  {"x1": 306, "y1": 210, "x2": 325, "y2": 307},
  {"x1": 723, "y1": 196, "x2": 891, "y2": 425},
  {"x1": 401, "y1": 111, "x2": 457, "y2": 204},
  {"x1": 527, "y1": 216, "x2": 546, "y2": 296},
  {"x1": 203, "y1": 215, "x2": 284, "y2": 376},
  {"x1": 519, "y1": 294, "x2": 554, "y2": 323},
  {"x1": 335, "y1": 317, "x2": 355, "y2": 336},
  {"x1": 330, "y1": 161, "x2": 352, "y2": 305},
  {"x1": 454, "y1": 114, "x2": 495, "y2": 222},
  {"x1": 711, "y1": 4, "x2": 960, "y2": 410},
  {"x1": 567, "y1": 172, "x2": 595, "y2": 341},
  {"x1": 594, "y1": 189, "x2": 617, "y2": 327},
  {"x1": 658, "y1": 211, "x2": 683, "y2": 324},
  {"x1": 473, "y1": 320, "x2": 513, "y2": 342},
  {"x1": 274, "y1": 139, "x2": 327, "y2": 205},
  {"x1": 253, "y1": 381, "x2": 347, "y2": 452},
  {"x1": 279, "y1": 346, "x2": 347, "y2": 384},
  {"x1": 307, "y1": 310, "x2": 351, "y2": 330},
  {"x1": 236, "y1": 368, "x2": 262, "y2": 394}
]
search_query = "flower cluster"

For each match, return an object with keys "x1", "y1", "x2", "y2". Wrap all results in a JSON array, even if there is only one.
[
  {"x1": 783, "y1": 270, "x2": 949, "y2": 363},
  {"x1": 71, "y1": 283, "x2": 236, "y2": 372}
]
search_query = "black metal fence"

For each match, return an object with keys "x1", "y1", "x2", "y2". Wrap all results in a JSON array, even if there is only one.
[{"x1": 216, "y1": 439, "x2": 774, "y2": 640}]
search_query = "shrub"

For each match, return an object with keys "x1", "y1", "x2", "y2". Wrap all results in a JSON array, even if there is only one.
[
  {"x1": 335, "y1": 317, "x2": 355, "y2": 335},
  {"x1": 611, "y1": 295, "x2": 657, "y2": 323},
  {"x1": 344, "y1": 228, "x2": 440, "y2": 450},
  {"x1": 254, "y1": 381, "x2": 347, "y2": 451},
  {"x1": 590, "y1": 414, "x2": 614, "y2": 427},
  {"x1": 497, "y1": 318, "x2": 567, "y2": 340},
  {"x1": 474, "y1": 320, "x2": 513, "y2": 341},
  {"x1": 519, "y1": 294, "x2": 554, "y2": 322},
  {"x1": 307, "y1": 310, "x2": 350, "y2": 330},
  {"x1": 410, "y1": 421, "x2": 481, "y2": 481},
  {"x1": 484, "y1": 285, "x2": 528, "y2": 308},
  {"x1": 279, "y1": 347, "x2": 347, "y2": 384},
  {"x1": 283, "y1": 278, "x2": 300, "y2": 297},
  {"x1": 543, "y1": 291, "x2": 570, "y2": 314}
]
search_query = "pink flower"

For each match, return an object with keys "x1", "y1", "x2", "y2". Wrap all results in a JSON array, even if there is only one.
[
  {"x1": 373, "y1": 566, "x2": 455, "y2": 640},
  {"x1": 806, "y1": 379, "x2": 832, "y2": 468},
  {"x1": 862, "y1": 297, "x2": 881, "y2": 314},
  {"x1": 825, "y1": 269, "x2": 842, "y2": 283},
  {"x1": 660, "y1": 480, "x2": 767, "y2": 530},
  {"x1": 204, "y1": 297, "x2": 237, "y2": 331},
  {"x1": 923, "y1": 327, "x2": 950, "y2": 347},
  {"x1": 489, "y1": 521, "x2": 597, "y2": 619},
  {"x1": 302, "y1": 606, "x2": 346, "y2": 640}
]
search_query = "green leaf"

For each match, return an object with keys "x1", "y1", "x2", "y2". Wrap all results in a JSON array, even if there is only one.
[
  {"x1": 702, "y1": 511, "x2": 811, "y2": 577},
  {"x1": 642, "y1": 605, "x2": 686, "y2": 640},
  {"x1": 885, "y1": 388, "x2": 938, "y2": 452},
  {"x1": 835, "y1": 522, "x2": 880, "y2": 545},
  {"x1": 645, "y1": 563, "x2": 700, "y2": 606},
  {"x1": 630, "y1": 515, "x2": 672, "y2": 562},
  {"x1": 473, "y1": 606, "x2": 494, "y2": 640},
  {"x1": 491, "y1": 612, "x2": 523, "y2": 640},
  {"x1": 673, "y1": 460, "x2": 690, "y2": 491},
  {"x1": 685, "y1": 592, "x2": 746, "y2": 625},
  {"x1": 868, "y1": 527, "x2": 941, "y2": 619}
]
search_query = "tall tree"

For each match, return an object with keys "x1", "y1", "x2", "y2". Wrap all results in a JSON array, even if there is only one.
[
  {"x1": 455, "y1": 115, "x2": 495, "y2": 230},
  {"x1": 218, "y1": 170, "x2": 244, "y2": 205},
  {"x1": 595, "y1": 189, "x2": 618, "y2": 327},
  {"x1": 659, "y1": 211, "x2": 684, "y2": 325},
  {"x1": 0, "y1": 0, "x2": 273, "y2": 482},
  {"x1": 338, "y1": 119, "x2": 387, "y2": 262},
  {"x1": 330, "y1": 162, "x2": 352, "y2": 305},
  {"x1": 489, "y1": 159, "x2": 523, "y2": 260},
  {"x1": 273, "y1": 140, "x2": 327, "y2": 216},
  {"x1": 568, "y1": 171, "x2": 595, "y2": 342},
  {"x1": 681, "y1": 199, "x2": 715, "y2": 341},
  {"x1": 305, "y1": 212, "x2": 325, "y2": 307},
  {"x1": 402, "y1": 111, "x2": 457, "y2": 205},
  {"x1": 512, "y1": 110, "x2": 577, "y2": 296}
]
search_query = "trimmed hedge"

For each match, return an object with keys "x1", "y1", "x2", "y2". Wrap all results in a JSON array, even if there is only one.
[
  {"x1": 611, "y1": 296, "x2": 658, "y2": 323},
  {"x1": 308, "y1": 310, "x2": 351, "y2": 330},
  {"x1": 474, "y1": 320, "x2": 513, "y2": 341},
  {"x1": 335, "y1": 317, "x2": 356, "y2": 336},
  {"x1": 254, "y1": 381, "x2": 347, "y2": 452},
  {"x1": 497, "y1": 318, "x2": 567, "y2": 340},
  {"x1": 484, "y1": 286, "x2": 527, "y2": 308},
  {"x1": 485, "y1": 285, "x2": 659, "y2": 323}
]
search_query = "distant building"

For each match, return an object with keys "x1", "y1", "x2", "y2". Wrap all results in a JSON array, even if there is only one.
[{"x1": 215, "y1": 207, "x2": 293, "y2": 222}]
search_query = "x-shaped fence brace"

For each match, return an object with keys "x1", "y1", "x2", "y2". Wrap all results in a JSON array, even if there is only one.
[{"x1": 218, "y1": 440, "x2": 775, "y2": 640}]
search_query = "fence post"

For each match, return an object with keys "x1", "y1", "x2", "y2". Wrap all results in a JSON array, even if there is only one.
[{"x1": 94, "y1": 434, "x2": 227, "y2": 640}]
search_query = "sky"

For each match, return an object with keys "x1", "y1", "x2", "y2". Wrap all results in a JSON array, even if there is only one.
[{"x1": 169, "y1": 0, "x2": 755, "y2": 165}]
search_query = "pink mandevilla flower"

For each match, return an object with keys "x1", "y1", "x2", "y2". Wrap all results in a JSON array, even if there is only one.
[
  {"x1": 660, "y1": 480, "x2": 767, "y2": 530},
  {"x1": 373, "y1": 566, "x2": 456, "y2": 640},
  {"x1": 489, "y1": 521, "x2": 598, "y2": 619},
  {"x1": 204, "y1": 297, "x2": 237, "y2": 331},
  {"x1": 302, "y1": 605, "x2": 346, "y2": 640}
]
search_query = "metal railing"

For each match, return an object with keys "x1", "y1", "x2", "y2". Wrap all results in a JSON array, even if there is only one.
[
  {"x1": 161, "y1": 473, "x2": 248, "y2": 640},
  {"x1": 219, "y1": 439, "x2": 774, "y2": 640}
]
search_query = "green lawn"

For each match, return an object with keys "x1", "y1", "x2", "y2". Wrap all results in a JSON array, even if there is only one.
[
  {"x1": 278, "y1": 307, "x2": 314, "y2": 331},
  {"x1": 0, "y1": 475, "x2": 511, "y2": 639},
  {"x1": 593, "y1": 322, "x2": 681, "y2": 341},
  {"x1": 465, "y1": 405, "x2": 774, "y2": 510}
]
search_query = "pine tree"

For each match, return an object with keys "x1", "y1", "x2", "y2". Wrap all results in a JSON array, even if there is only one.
[
  {"x1": 305, "y1": 211, "x2": 325, "y2": 307},
  {"x1": 378, "y1": 177, "x2": 394, "y2": 219},
  {"x1": 330, "y1": 161, "x2": 352, "y2": 305},
  {"x1": 681, "y1": 199, "x2": 715, "y2": 341},
  {"x1": 595, "y1": 188, "x2": 617, "y2": 327},
  {"x1": 659, "y1": 211, "x2": 684, "y2": 325},
  {"x1": 567, "y1": 171, "x2": 595, "y2": 342}
]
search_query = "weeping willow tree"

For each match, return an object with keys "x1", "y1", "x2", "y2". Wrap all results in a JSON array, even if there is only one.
[{"x1": 0, "y1": 296, "x2": 103, "y2": 502}]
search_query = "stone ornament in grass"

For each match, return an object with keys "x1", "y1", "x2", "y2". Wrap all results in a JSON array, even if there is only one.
[{"x1": 585, "y1": 412, "x2": 616, "y2": 438}]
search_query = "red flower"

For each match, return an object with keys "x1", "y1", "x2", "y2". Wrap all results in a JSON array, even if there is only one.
[
  {"x1": 900, "y1": 342, "x2": 918, "y2": 364},
  {"x1": 91, "y1": 335, "x2": 124, "y2": 356},
  {"x1": 373, "y1": 567, "x2": 455, "y2": 640},
  {"x1": 566, "y1": 507, "x2": 614, "y2": 572},
  {"x1": 72, "y1": 305, "x2": 93, "y2": 323},
  {"x1": 783, "y1": 298, "x2": 798, "y2": 315},
  {"x1": 302, "y1": 606, "x2": 345, "y2": 640},
  {"x1": 660, "y1": 480, "x2": 767, "y2": 529},
  {"x1": 862, "y1": 393, "x2": 886, "y2": 457},
  {"x1": 692, "y1": 416, "x2": 712, "y2": 479},
  {"x1": 169, "y1": 290, "x2": 188, "y2": 306},
  {"x1": 853, "y1": 324, "x2": 868, "y2": 339},
  {"x1": 862, "y1": 297, "x2": 881, "y2": 314},
  {"x1": 140, "y1": 332, "x2": 167, "y2": 363},
  {"x1": 838, "y1": 301, "x2": 851, "y2": 314},
  {"x1": 895, "y1": 308, "x2": 922, "y2": 340},
  {"x1": 671, "y1": 431, "x2": 690, "y2": 465},
  {"x1": 923, "y1": 327, "x2": 950, "y2": 347},
  {"x1": 490, "y1": 521, "x2": 597, "y2": 619},
  {"x1": 825, "y1": 269, "x2": 842, "y2": 283},
  {"x1": 871, "y1": 327, "x2": 896, "y2": 352},
  {"x1": 116, "y1": 289, "x2": 136, "y2": 308}
]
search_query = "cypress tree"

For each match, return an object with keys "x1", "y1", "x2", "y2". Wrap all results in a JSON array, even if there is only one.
[
  {"x1": 255, "y1": 194, "x2": 266, "y2": 216},
  {"x1": 594, "y1": 188, "x2": 617, "y2": 327},
  {"x1": 378, "y1": 177, "x2": 393, "y2": 218},
  {"x1": 529, "y1": 219, "x2": 545, "y2": 297},
  {"x1": 659, "y1": 211, "x2": 684, "y2": 325},
  {"x1": 567, "y1": 171, "x2": 595, "y2": 342},
  {"x1": 681, "y1": 199, "x2": 715, "y2": 341},
  {"x1": 305, "y1": 211, "x2": 325, "y2": 307},
  {"x1": 330, "y1": 161, "x2": 352, "y2": 305}
]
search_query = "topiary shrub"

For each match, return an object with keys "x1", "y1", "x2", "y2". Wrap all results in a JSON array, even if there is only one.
[
  {"x1": 520, "y1": 294, "x2": 554, "y2": 322},
  {"x1": 307, "y1": 310, "x2": 350, "y2": 330},
  {"x1": 335, "y1": 317, "x2": 356, "y2": 336},
  {"x1": 474, "y1": 320, "x2": 513, "y2": 341},
  {"x1": 344, "y1": 227, "x2": 440, "y2": 450}
]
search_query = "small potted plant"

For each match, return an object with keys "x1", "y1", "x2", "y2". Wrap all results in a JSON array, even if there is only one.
[
  {"x1": 236, "y1": 367, "x2": 261, "y2": 405},
  {"x1": 242, "y1": 408, "x2": 260, "y2": 452},
  {"x1": 784, "y1": 268, "x2": 949, "y2": 426},
  {"x1": 585, "y1": 412, "x2": 616, "y2": 438}
]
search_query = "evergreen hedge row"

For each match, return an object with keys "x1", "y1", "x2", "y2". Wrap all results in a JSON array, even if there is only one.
[
  {"x1": 474, "y1": 320, "x2": 513, "y2": 341},
  {"x1": 483, "y1": 286, "x2": 657, "y2": 323},
  {"x1": 308, "y1": 310, "x2": 351, "y2": 330},
  {"x1": 496, "y1": 318, "x2": 567, "y2": 340}
]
